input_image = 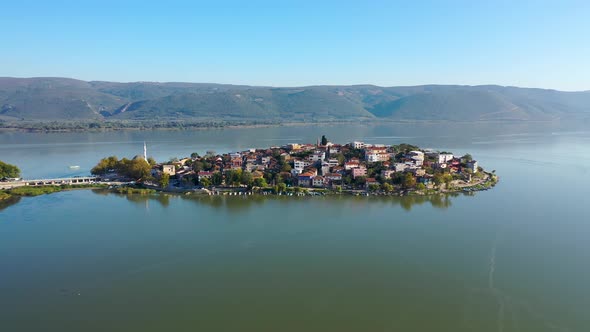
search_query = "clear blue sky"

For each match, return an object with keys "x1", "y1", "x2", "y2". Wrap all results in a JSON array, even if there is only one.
[{"x1": 1, "y1": 0, "x2": 589, "y2": 90}]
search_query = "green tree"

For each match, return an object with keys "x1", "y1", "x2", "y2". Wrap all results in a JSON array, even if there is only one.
[
  {"x1": 118, "y1": 158, "x2": 151, "y2": 180},
  {"x1": 462, "y1": 154, "x2": 473, "y2": 162},
  {"x1": 321, "y1": 135, "x2": 328, "y2": 146},
  {"x1": 416, "y1": 183, "x2": 426, "y2": 191},
  {"x1": 443, "y1": 174, "x2": 453, "y2": 186},
  {"x1": 433, "y1": 173, "x2": 444, "y2": 187},
  {"x1": 204, "y1": 161, "x2": 213, "y2": 171},
  {"x1": 381, "y1": 182, "x2": 394, "y2": 193},
  {"x1": 274, "y1": 173, "x2": 284, "y2": 185},
  {"x1": 159, "y1": 173, "x2": 170, "y2": 188},
  {"x1": 190, "y1": 152, "x2": 200, "y2": 158},
  {"x1": 331, "y1": 153, "x2": 345, "y2": 165},
  {"x1": 227, "y1": 169, "x2": 243, "y2": 186},
  {"x1": 192, "y1": 161, "x2": 204, "y2": 172},
  {"x1": 211, "y1": 172, "x2": 223, "y2": 185},
  {"x1": 200, "y1": 177, "x2": 211, "y2": 187},
  {"x1": 253, "y1": 177, "x2": 268, "y2": 187},
  {"x1": 368, "y1": 184, "x2": 380, "y2": 192},
  {"x1": 342, "y1": 175, "x2": 352, "y2": 185},
  {"x1": 241, "y1": 171, "x2": 253, "y2": 186},
  {"x1": 0, "y1": 160, "x2": 21, "y2": 178},
  {"x1": 91, "y1": 156, "x2": 119, "y2": 175},
  {"x1": 280, "y1": 161, "x2": 292, "y2": 172},
  {"x1": 277, "y1": 183, "x2": 287, "y2": 193},
  {"x1": 353, "y1": 176, "x2": 367, "y2": 187},
  {"x1": 402, "y1": 173, "x2": 416, "y2": 189}
]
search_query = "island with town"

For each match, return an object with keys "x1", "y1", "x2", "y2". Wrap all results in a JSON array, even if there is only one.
[{"x1": 89, "y1": 135, "x2": 498, "y2": 196}]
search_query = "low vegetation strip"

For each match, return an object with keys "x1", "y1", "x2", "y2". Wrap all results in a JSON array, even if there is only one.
[
  {"x1": 112, "y1": 187, "x2": 156, "y2": 195},
  {"x1": 2, "y1": 183, "x2": 109, "y2": 199}
]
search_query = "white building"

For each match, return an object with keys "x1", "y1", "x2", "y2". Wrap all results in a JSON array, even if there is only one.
[
  {"x1": 381, "y1": 169, "x2": 395, "y2": 179},
  {"x1": 352, "y1": 141, "x2": 365, "y2": 149},
  {"x1": 365, "y1": 146, "x2": 389, "y2": 163},
  {"x1": 327, "y1": 159, "x2": 339, "y2": 167},
  {"x1": 394, "y1": 163, "x2": 408, "y2": 172},
  {"x1": 162, "y1": 165, "x2": 176, "y2": 176},
  {"x1": 366, "y1": 152, "x2": 390, "y2": 163},
  {"x1": 466, "y1": 160, "x2": 479, "y2": 173},
  {"x1": 312, "y1": 176, "x2": 325, "y2": 187},
  {"x1": 328, "y1": 146, "x2": 340, "y2": 154},
  {"x1": 408, "y1": 151, "x2": 424, "y2": 161},
  {"x1": 438, "y1": 153, "x2": 454, "y2": 164},
  {"x1": 344, "y1": 161, "x2": 360, "y2": 170},
  {"x1": 294, "y1": 159, "x2": 311, "y2": 170},
  {"x1": 310, "y1": 151, "x2": 326, "y2": 162}
]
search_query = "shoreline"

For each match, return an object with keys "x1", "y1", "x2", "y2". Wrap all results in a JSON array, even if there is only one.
[
  {"x1": 0, "y1": 118, "x2": 568, "y2": 133},
  {"x1": 0, "y1": 174, "x2": 498, "y2": 208}
]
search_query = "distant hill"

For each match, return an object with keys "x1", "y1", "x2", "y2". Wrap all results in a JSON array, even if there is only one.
[{"x1": 1, "y1": 77, "x2": 589, "y2": 122}]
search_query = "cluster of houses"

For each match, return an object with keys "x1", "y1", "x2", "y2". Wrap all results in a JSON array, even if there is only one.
[{"x1": 155, "y1": 138, "x2": 479, "y2": 190}]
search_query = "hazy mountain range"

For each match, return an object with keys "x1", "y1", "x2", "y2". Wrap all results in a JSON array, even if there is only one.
[{"x1": 1, "y1": 77, "x2": 589, "y2": 122}]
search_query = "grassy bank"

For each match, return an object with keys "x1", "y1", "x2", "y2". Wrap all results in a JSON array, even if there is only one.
[
  {"x1": 112, "y1": 187, "x2": 156, "y2": 195},
  {"x1": 2, "y1": 183, "x2": 109, "y2": 198}
]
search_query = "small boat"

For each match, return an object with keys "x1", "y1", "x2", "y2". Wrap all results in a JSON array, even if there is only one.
[{"x1": 69, "y1": 165, "x2": 80, "y2": 169}]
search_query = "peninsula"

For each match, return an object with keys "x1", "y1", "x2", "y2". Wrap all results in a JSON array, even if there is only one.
[
  {"x1": 1, "y1": 136, "x2": 498, "y2": 206},
  {"x1": 91, "y1": 136, "x2": 498, "y2": 196}
]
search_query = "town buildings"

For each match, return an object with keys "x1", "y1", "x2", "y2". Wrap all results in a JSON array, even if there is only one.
[{"x1": 152, "y1": 138, "x2": 480, "y2": 191}]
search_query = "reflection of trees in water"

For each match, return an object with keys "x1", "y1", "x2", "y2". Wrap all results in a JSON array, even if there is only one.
[
  {"x1": 127, "y1": 193, "x2": 170, "y2": 207},
  {"x1": 364, "y1": 195, "x2": 453, "y2": 211},
  {"x1": 91, "y1": 189, "x2": 476, "y2": 211},
  {"x1": 395, "y1": 193, "x2": 459, "y2": 211},
  {"x1": 91, "y1": 189, "x2": 170, "y2": 207},
  {"x1": 0, "y1": 196, "x2": 21, "y2": 212},
  {"x1": 183, "y1": 193, "x2": 466, "y2": 211},
  {"x1": 180, "y1": 194, "x2": 286, "y2": 214},
  {"x1": 332, "y1": 194, "x2": 459, "y2": 211}
]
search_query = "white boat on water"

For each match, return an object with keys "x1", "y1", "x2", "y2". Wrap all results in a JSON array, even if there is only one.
[{"x1": 69, "y1": 165, "x2": 81, "y2": 169}]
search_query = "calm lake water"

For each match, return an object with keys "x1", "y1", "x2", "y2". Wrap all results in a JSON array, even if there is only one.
[{"x1": 1, "y1": 122, "x2": 590, "y2": 331}]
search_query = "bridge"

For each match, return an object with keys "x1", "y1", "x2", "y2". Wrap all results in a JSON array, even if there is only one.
[{"x1": 0, "y1": 176, "x2": 99, "y2": 190}]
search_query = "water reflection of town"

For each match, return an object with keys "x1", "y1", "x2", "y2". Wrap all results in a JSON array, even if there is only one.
[{"x1": 92, "y1": 188, "x2": 472, "y2": 212}]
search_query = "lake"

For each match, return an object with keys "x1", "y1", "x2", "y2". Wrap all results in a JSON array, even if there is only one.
[{"x1": 1, "y1": 122, "x2": 590, "y2": 331}]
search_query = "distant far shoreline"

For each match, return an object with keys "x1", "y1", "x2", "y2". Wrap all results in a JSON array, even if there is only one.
[{"x1": 0, "y1": 118, "x2": 569, "y2": 133}]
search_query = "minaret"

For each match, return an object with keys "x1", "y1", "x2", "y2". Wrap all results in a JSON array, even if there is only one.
[{"x1": 143, "y1": 142, "x2": 148, "y2": 162}]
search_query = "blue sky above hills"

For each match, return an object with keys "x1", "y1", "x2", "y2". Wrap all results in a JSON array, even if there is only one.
[{"x1": 1, "y1": 0, "x2": 589, "y2": 90}]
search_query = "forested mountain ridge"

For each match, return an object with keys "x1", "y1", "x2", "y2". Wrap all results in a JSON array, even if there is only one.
[{"x1": 1, "y1": 77, "x2": 589, "y2": 122}]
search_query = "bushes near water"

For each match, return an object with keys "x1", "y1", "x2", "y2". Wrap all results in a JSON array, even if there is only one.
[
  {"x1": 0, "y1": 191, "x2": 12, "y2": 200},
  {"x1": 5, "y1": 183, "x2": 109, "y2": 197},
  {"x1": 112, "y1": 187, "x2": 156, "y2": 195},
  {"x1": 8, "y1": 186, "x2": 63, "y2": 196}
]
